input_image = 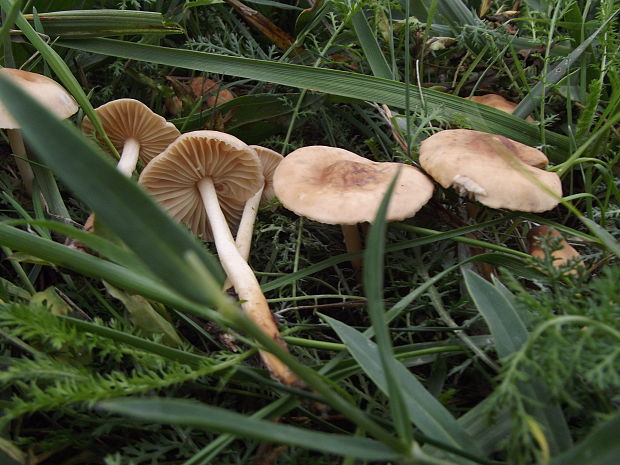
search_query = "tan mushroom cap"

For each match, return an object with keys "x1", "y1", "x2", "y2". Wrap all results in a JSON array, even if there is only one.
[
  {"x1": 0, "y1": 68, "x2": 78, "y2": 128},
  {"x1": 420, "y1": 129, "x2": 562, "y2": 212},
  {"x1": 139, "y1": 130, "x2": 263, "y2": 240},
  {"x1": 466, "y1": 94, "x2": 535, "y2": 123},
  {"x1": 82, "y1": 98, "x2": 180, "y2": 163},
  {"x1": 273, "y1": 146, "x2": 434, "y2": 225},
  {"x1": 528, "y1": 226, "x2": 583, "y2": 273},
  {"x1": 250, "y1": 145, "x2": 283, "y2": 205}
]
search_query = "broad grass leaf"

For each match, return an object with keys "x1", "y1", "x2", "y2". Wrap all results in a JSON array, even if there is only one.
[
  {"x1": 550, "y1": 412, "x2": 620, "y2": 465},
  {"x1": 323, "y1": 314, "x2": 482, "y2": 463},
  {"x1": 56, "y1": 38, "x2": 570, "y2": 160},
  {"x1": 463, "y1": 270, "x2": 573, "y2": 453},
  {"x1": 99, "y1": 398, "x2": 401, "y2": 461}
]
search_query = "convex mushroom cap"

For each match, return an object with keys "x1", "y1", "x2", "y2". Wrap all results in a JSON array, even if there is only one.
[
  {"x1": 466, "y1": 94, "x2": 535, "y2": 122},
  {"x1": 528, "y1": 225, "x2": 583, "y2": 273},
  {"x1": 139, "y1": 130, "x2": 263, "y2": 240},
  {"x1": 419, "y1": 129, "x2": 562, "y2": 212},
  {"x1": 82, "y1": 98, "x2": 181, "y2": 165},
  {"x1": 0, "y1": 68, "x2": 78, "y2": 128},
  {"x1": 273, "y1": 146, "x2": 434, "y2": 224}
]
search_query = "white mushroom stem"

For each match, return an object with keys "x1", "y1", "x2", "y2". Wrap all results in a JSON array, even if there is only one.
[
  {"x1": 222, "y1": 185, "x2": 264, "y2": 292},
  {"x1": 82, "y1": 138, "x2": 141, "y2": 233},
  {"x1": 7, "y1": 129, "x2": 34, "y2": 194},
  {"x1": 197, "y1": 177, "x2": 298, "y2": 385},
  {"x1": 116, "y1": 137, "x2": 141, "y2": 177}
]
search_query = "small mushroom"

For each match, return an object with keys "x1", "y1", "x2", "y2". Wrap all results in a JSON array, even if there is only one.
[
  {"x1": 0, "y1": 68, "x2": 78, "y2": 192},
  {"x1": 81, "y1": 98, "x2": 180, "y2": 177},
  {"x1": 80, "y1": 99, "x2": 181, "y2": 234},
  {"x1": 466, "y1": 94, "x2": 535, "y2": 122},
  {"x1": 223, "y1": 145, "x2": 283, "y2": 292},
  {"x1": 235, "y1": 145, "x2": 283, "y2": 260},
  {"x1": 419, "y1": 129, "x2": 562, "y2": 212},
  {"x1": 273, "y1": 146, "x2": 434, "y2": 279},
  {"x1": 528, "y1": 225, "x2": 583, "y2": 274},
  {"x1": 139, "y1": 131, "x2": 298, "y2": 385}
]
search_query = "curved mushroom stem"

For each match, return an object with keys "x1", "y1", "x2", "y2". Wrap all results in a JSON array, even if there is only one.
[
  {"x1": 116, "y1": 138, "x2": 141, "y2": 177},
  {"x1": 222, "y1": 185, "x2": 264, "y2": 292},
  {"x1": 7, "y1": 129, "x2": 34, "y2": 194},
  {"x1": 197, "y1": 177, "x2": 299, "y2": 386},
  {"x1": 81, "y1": 138, "x2": 141, "y2": 234}
]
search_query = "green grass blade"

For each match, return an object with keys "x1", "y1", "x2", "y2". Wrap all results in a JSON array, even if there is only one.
[
  {"x1": 99, "y1": 398, "x2": 401, "y2": 461},
  {"x1": 0, "y1": 223, "x2": 215, "y2": 321},
  {"x1": 513, "y1": 9, "x2": 620, "y2": 119},
  {"x1": 0, "y1": 72, "x2": 225, "y2": 306},
  {"x1": 363, "y1": 172, "x2": 412, "y2": 446},
  {"x1": 463, "y1": 270, "x2": 573, "y2": 453},
  {"x1": 56, "y1": 38, "x2": 570, "y2": 160},
  {"x1": 3, "y1": 219, "x2": 152, "y2": 275},
  {"x1": 350, "y1": 6, "x2": 393, "y2": 79},
  {"x1": 2, "y1": 0, "x2": 118, "y2": 157},
  {"x1": 551, "y1": 412, "x2": 620, "y2": 465},
  {"x1": 324, "y1": 315, "x2": 482, "y2": 464},
  {"x1": 22, "y1": 10, "x2": 183, "y2": 37}
]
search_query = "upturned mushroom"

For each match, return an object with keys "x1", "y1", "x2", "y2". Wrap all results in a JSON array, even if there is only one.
[
  {"x1": 139, "y1": 131, "x2": 298, "y2": 385},
  {"x1": 419, "y1": 129, "x2": 562, "y2": 212},
  {"x1": 80, "y1": 98, "x2": 181, "y2": 233},
  {"x1": 273, "y1": 146, "x2": 434, "y2": 278},
  {"x1": 0, "y1": 68, "x2": 78, "y2": 192},
  {"x1": 82, "y1": 98, "x2": 180, "y2": 177}
]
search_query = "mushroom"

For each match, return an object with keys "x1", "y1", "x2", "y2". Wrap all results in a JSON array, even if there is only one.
[
  {"x1": 80, "y1": 98, "x2": 180, "y2": 233},
  {"x1": 222, "y1": 145, "x2": 283, "y2": 292},
  {"x1": 419, "y1": 129, "x2": 562, "y2": 212},
  {"x1": 139, "y1": 130, "x2": 298, "y2": 385},
  {"x1": 81, "y1": 98, "x2": 180, "y2": 177},
  {"x1": 465, "y1": 94, "x2": 535, "y2": 122},
  {"x1": 272, "y1": 146, "x2": 434, "y2": 278},
  {"x1": 234, "y1": 145, "x2": 283, "y2": 261},
  {"x1": 528, "y1": 225, "x2": 583, "y2": 274},
  {"x1": 0, "y1": 68, "x2": 78, "y2": 193}
]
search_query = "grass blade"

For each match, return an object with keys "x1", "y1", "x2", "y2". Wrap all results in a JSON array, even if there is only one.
[
  {"x1": 56, "y1": 38, "x2": 570, "y2": 159},
  {"x1": 513, "y1": 9, "x2": 620, "y2": 119},
  {"x1": 0, "y1": 72, "x2": 225, "y2": 306},
  {"x1": 463, "y1": 270, "x2": 572, "y2": 453},
  {"x1": 22, "y1": 10, "x2": 182, "y2": 37},
  {"x1": 363, "y1": 173, "x2": 412, "y2": 446},
  {"x1": 324, "y1": 315, "x2": 482, "y2": 463},
  {"x1": 551, "y1": 412, "x2": 620, "y2": 465},
  {"x1": 350, "y1": 6, "x2": 393, "y2": 79},
  {"x1": 100, "y1": 398, "x2": 401, "y2": 461}
]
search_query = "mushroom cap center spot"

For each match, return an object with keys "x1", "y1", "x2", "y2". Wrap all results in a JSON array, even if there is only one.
[{"x1": 321, "y1": 160, "x2": 382, "y2": 188}]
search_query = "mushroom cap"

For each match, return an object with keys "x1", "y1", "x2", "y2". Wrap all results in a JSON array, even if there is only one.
[
  {"x1": 82, "y1": 98, "x2": 180, "y2": 164},
  {"x1": 139, "y1": 130, "x2": 263, "y2": 240},
  {"x1": 273, "y1": 146, "x2": 434, "y2": 225},
  {"x1": 0, "y1": 68, "x2": 78, "y2": 129},
  {"x1": 466, "y1": 94, "x2": 535, "y2": 123},
  {"x1": 250, "y1": 145, "x2": 283, "y2": 205},
  {"x1": 528, "y1": 225, "x2": 583, "y2": 272},
  {"x1": 419, "y1": 129, "x2": 562, "y2": 212}
]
